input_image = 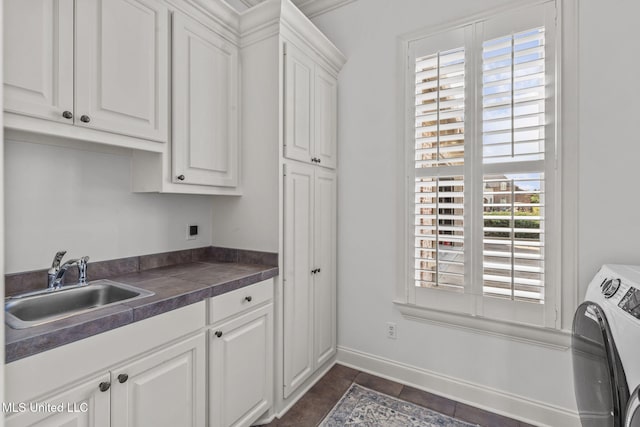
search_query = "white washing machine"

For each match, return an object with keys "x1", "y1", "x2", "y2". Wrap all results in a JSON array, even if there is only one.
[{"x1": 572, "y1": 265, "x2": 640, "y2": 427}]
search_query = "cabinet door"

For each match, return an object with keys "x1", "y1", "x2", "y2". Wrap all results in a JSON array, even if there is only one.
[
  {"x1": 172, "y1": 12, "x2": 239, "y2": 187},
  {"x1": 209, "y1": 304, "x2": 273, "y2": 427},
  {"x1": 110, "y1": 333, "x2": 206, "y2": 427},
  {"x1": 5, "y1": 373, "x2": 110, "y2": 427},
  {"x1": 3, "y1": 0, "x2": 73, "y2": 123},
  {"x1": 313, "y1": 169, "x2": 337, "y2": 367},
  {"x1": 314, "y1": 66, "x2": 338, "y2": 169},
  {"x1": 283, "y1": 161, "x2": 315, "y2": 398},
  {"x1": 284, "y1": 43, "x2": 315, "y2": 165},
  {"x1": 75, "y1": 0, "x2": 169, "y2": 142}
]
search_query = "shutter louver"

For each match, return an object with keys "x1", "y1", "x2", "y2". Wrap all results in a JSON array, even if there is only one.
[
  {"x1": 415, "y1": 177, "x2": 465, "y2": 291},
  {"x1": 414, "y1": 46, "x2": 466, "y2": 292},
  {"x1": 482, "y1": 28, "x2": 545, "y2": 164},
  {"x1": 481, "y1": 27, "x2": 546, "y2": 304},
  {"x1": 415, "y1": 48, "x2": 465, "y2": 168},
  {"x1": 482, "y1": 174, "x2": 544, "y2": 302}
]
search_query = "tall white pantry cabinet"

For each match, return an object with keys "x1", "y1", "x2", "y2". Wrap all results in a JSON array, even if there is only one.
[{"x1": 210, "y1": 0, "x2": 345, "y2": 413}]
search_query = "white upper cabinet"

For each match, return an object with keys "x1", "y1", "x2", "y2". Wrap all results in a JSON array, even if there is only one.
[
  {"x1": 314, "y1": 66, "x2": 338, "y2": 169},
  {"x1": 75, "y1": 0, "x2": 169, "y2": 142},
  {"x1": 172, "y1": 12, "x2": 239, "y2": 187},
  {"x1": 3, "y1": 0, "x2": 74, "y2": 123},
  {"x1": 3, "y1": 0, "x2": 169, "y2": 148},
  {"x1": 284, "y1": 43, "x2": 314, "y2": 165},
  {"x1": 284, "y1": 42, "x2": 338, "y2": 169}
]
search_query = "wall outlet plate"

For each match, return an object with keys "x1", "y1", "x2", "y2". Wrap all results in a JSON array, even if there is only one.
[
  {"x1": 386, "y1": 322, "x2": 397, "y2": 339},
  {"x1": 187, "y1": 224, "x2": 198, "y2": 240}
]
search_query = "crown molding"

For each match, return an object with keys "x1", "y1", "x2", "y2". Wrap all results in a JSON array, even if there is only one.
[
  {"x1": 240, "y1": 0, "x2": 345, "y2": 70},
  {"x1": 237, "y1": 0, "x2": 356, "y2": 18},
  {"x1": 294, "y1": 0, "x2": 356, "y2": 18},
  {"x1": 237, "y1": 0, "x2": 262, "y2": 7},
  {"x1": 179, "y1": 0, "x2": 241, "y2": 37}
]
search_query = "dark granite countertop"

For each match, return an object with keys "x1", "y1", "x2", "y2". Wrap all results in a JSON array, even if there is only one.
[{"x1": 5, "y1": 247, "x2": 278, "y2": 363}]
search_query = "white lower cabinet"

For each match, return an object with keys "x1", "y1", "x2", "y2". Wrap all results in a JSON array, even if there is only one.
[
  {"x1": 5, "y1": 303, "x2": 207, "y2": 427},
  {"x1": 110, "y1": 334, "x2": 206, "y2": 427},
  {"x1": 5, "y1": 372, "x2": 111, "y2": 427},
  {"x1": 5, "y1": 280, "x2": 277, "y2": 427},
  {"x1": 208, "y1": 279, "x2": 274, "y2": 427},
  {"x1": 6, "y1": 333, "x2": 205, "y2": 427},
  {"x1": 283, "y1": 161, "x2": 337, "y2": 398}
]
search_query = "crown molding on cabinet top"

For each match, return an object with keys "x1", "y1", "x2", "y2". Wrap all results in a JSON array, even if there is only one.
[
  {"x1": 178, "y1": 0, "x2": 242, "y2": 37},
  {"x1": 236, "y1": 0, "x2": 356, "y2": 17},
  {"x1": 240, "y1": 0, "x2": 346, "y2": 72}
]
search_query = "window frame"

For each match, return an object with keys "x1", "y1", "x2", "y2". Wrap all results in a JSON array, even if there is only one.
[{"x1": 395, "y1": 0, "x2": 576, "y2": 346}]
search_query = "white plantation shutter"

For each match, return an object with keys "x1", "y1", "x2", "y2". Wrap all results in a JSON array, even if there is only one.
[
  {"x1": 407, "y1": 1, "x2": 557, "y2": 328},
  {"x1": 482, "y1": 173, "x2": 544, "y2": 302},
  {"x1": 414, "y1": 48, "x2": 465, "y2": 168},
  {"x1": 413, "y1": 43, "x2": 466, "y2": 292},
  {"x1": 481, "y1": 27, "x2": 547, "y2": 304},
  {"x1": 414, "y1": 176, "x2": 465, "y2": 291},
  {"x1": 482, "y1": 28, "x2": 546, "y2": 163}
]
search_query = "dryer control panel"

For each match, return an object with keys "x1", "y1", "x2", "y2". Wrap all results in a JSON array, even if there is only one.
[{"x1": 619, "y1": 286, "x2": 640, "y2": 320}]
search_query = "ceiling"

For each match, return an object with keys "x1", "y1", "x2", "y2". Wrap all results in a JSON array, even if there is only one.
[{"x1": 234, "y1": 0, "x2": 356, "y2": 18}]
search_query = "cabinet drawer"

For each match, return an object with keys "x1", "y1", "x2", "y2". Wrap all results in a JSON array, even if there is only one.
[{"x1": 209, "y1": 278, "x2": 273, "y2": 324}]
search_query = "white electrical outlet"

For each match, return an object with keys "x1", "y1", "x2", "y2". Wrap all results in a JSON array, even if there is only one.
[{"x1": 386, "y1": 322, "x2": 397, "y2": 339}]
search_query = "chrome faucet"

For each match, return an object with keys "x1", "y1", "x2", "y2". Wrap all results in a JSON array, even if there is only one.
[{"x1": 47, "y1": 251, "x2": 90, "y2": 289}]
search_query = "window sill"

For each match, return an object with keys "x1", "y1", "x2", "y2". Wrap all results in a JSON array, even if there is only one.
[{"x1": 393, "y1": 300, "x2": 571, "y2": 350}]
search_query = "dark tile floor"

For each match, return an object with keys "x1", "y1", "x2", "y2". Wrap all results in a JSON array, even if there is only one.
[{"x1": 261, "y1": 364, "x2": 537, "y2": 427}]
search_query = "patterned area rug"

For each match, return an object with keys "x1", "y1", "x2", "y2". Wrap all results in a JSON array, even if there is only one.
[{"x1": 319, "y1": 384, "x2": 478, "y2": 427}]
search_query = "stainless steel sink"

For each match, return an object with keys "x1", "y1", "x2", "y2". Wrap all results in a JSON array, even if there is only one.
[{"x1": 5, "y1": 279, "x2": 154, "y2": 329}]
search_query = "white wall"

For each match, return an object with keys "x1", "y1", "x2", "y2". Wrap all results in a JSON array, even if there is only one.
[
  {"x1": 577, "y1": 0, "x2": 640, "y2": 293},
  {"x1": 210, "y1": 36, "x2": 281, "y2": 253},
  {"x1": 4, "y1": 140, "x2": 214, "y2": 273},
  {"x1": 309, "y1": 0, "x2": 640, "y2": 422}
]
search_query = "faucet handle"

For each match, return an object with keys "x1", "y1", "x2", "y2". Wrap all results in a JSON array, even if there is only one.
[
  {"x1": 50, "y1": 250, "x2": 67, "y2": 271},
  {"x1": 78, "y1": 256, "x2": 90, "y2": 285}
]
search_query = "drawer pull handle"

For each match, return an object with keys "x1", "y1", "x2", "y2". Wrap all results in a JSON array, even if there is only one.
[
  {"x1": 117, "y1": 374, "x2": 128, "y2": 384},
  {"x1": 244, "y1": 296, "x2": 253, "y2": 302},
  {"x1": 98, "y1": 382, "x2": 111, "y2": 392},
  {"x1": 215, "y1": 331, "x2": 223, "y2": 338}
]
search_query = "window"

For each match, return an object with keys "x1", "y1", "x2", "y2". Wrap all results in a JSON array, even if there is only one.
[{"x1": 404, "y1": 1, "x2": 559, "y2": 329}]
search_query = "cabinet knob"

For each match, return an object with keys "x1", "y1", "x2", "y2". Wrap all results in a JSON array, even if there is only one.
[
  {"x1": 317, "y1": 158, "x2": 322, "y2": 164},
  {"x1": 117, "y1": 374, "x2": 129, "y2": 384},
  {"x1": 98, "y1": 382, "x2": 111, "y2": 392},
  {"x1": 177, "y1": 175, "x2": 185, "y2": 181},
  {"x1": 317, "y1": 268, "x2": 321, "y2": 273},
  {"x1": 80, "y1": 115, "x2": 91, "y2": 123},
  {"x1": 244, "y1": 296, "x2": 252, "y2": 302},
  {"x1": 215, "y1": 331, "x2": 223, "y2": 338},
  {"x1": 62, "y1": 111, "x2": 73, "y2": 120}
]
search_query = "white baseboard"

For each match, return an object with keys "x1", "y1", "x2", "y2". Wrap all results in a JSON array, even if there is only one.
[{"x1": 336, "y1": 346, "x2": 580, "y2": 427}]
